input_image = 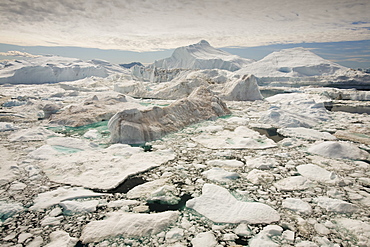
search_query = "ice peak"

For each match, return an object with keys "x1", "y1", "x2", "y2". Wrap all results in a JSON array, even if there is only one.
[
  {"x1": 152, "y1": 40, "x2": 254, "y2": 71},
  {"x1": 197, "y1": 40, "x2": 211, "y2": 46}
]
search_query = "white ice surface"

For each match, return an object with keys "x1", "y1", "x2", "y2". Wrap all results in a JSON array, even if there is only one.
[
  {"x1": 202, "y1": 167, "x2": 240, "y2": 183},
  {"x1": 308, "y1": 141, "x2": 369, "y2": 160},
  {"x1": 282, "y1": 198, "x2": 312, "y2": 215},
  {"x1": 274, "y1": 176, "x2": 313, "y2": 191},
  {"x1": 192, "y1": 126, "x2": 276, "y2": 149},
  {"x1": 29, "y1": 143, "x2": 175, "y2": 190},
  {"x1": 30, "y1": 187, "x2": 104, "y2": 211},
  {"x1": 186, "y1": 184, "x2": 280, "y2": 224},
  {"x1": 296, "y1": 164, "x2": 339, "y2": 184},
  {"x1": 80, "y1": 211, "x2": 179, "y2": 243},
  {"x1": 277, "y1": 127, "x2": 336, "y2": 141},
  {"x1": 191, "y1": 231, "x2": 218, "y2": 247}
]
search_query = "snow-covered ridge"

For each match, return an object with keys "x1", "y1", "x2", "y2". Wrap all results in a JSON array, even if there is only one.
[
  {"x1": 0, "y1": 56, "x2": 126, "y2": 85},
  {"x1": 152, "y1": 40, "x2": 254, "y2": 71}
]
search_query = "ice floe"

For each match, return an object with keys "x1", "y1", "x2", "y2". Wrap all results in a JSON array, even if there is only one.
[
  {"x1": 186, "y1": 184, "x2": 280, "y2": 224},
  {"x1": 80, "y1": 211, "x2": 179, "y2": 243},
  {"x1": 308, "y1": 141, "x2": 369, "y2": 160}
]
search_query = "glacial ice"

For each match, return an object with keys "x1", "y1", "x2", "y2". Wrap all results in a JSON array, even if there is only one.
[
  {"x1": 80, "y1": 211, "x2": 179, "y2": 243},
  {"x1": 192, "y1": 126, "x2": 277, "y2": 149},
  {"x1": 109, "y1": 86, "x2": 230, "y2": 144},
  {"x1": 1, "y1": 40, "x2": 370, "y2": 246},
  {"x1": 30, "y1": 187, "x2": 104, "y2": 211},
  {"x1": 308, "y1": 141, "x2": 369, "y2": 160},
  {"x1": 152, "y1": 40, "x2": 254, "y2": 71},
  {"x1": 0, "y1": 56, "x2": 109, "y2": 85},
  {"x1": 186, "y1": 184, "x2": 280, "y2": 224},
  {"x1": 29, "y1": 144, "x2": 175, "y2": 190}
]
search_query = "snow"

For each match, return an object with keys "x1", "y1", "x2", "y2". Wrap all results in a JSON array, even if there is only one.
[
  {"x1": 186, "y1": 184, "x2": 280, "y2": 224},
  {"x1": 30, "y1": 187, "x2": 104, "y2": 211},
  {"x1": 0, "y1": 56, "x2": 109, "y2": 85},
  {"x1": 308, "y1": 141, "x2": 369, "y2": 160},
  {"x1": 80, "y1": 211, "x2": 179, "y2": 243},
  {"x1": 153, "y1": 40, "x2": 254, "y2": 71}
]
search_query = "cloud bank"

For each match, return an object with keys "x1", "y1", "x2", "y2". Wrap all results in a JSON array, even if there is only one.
[{"x1": 1, "y1": 0, "x2": 370, "y2": 51}]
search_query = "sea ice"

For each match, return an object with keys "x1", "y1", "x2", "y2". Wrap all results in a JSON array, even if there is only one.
[
  {"x1": 248, "y1": 225, "x2": 283, "y2": 247},
  {"x1": 277, "y1": 127, "x2": 336, "y2": 141},
  {"x1": 202, "y1": 167, "x2": 240, "y2": 183},
  {"x1": 274, "y1": 176, "x2": 313, "y2": 191},
  {"x1": 59, "y1": 200, "x2": 100, "y2": 215},
  {"x1": 80, "y1": 211, "x2": 179, "y2": 243},
  {"x1": 245, "y1": 156, "x2": 278, "y2": 170},
  {"x1": 191, "y1": 231, "x2": 218, "y2": 247},
  {"x1": 0, "y1": 201, "x2": 24, "y2": 221},
  {"x1": 296, "y1": 164, "x2": 339, "y2": 184},
  {"x1": 8, "y1": 127, "x2": 58, "y2": 142},
  {"x1": 30, "y1": 144, "x2": 175, "y2": 190},
  {"x1": 246, "y1": 169, "x2": 275, "y2": 185},
  {"x1": 44, "y1": 230, "x2": 78, "y2": 247},
  {"x1": 308, "y1": 141, "x2": 369, "y2": 160},
  {"x1": 30, "y1": 187, "x2": 104, "y2": 211},
  {"x1": 0, "y1": 122, "x2": 17, "y2": 132},
  {"x1": 282, "y1": 198, "x2": 312, "y2": 215},
  {"x1": 315, "y1": 196, "x2": 358, "y2": 214},
  {"x1": 192, "y1": 126, "x2": 277, "y2": 149},
  {"x1": 186, "y1": 184, "x2": 280, "y2": 224},
  {"x1": 205, "y1": 159, "x2": 244, "y2": 168}
]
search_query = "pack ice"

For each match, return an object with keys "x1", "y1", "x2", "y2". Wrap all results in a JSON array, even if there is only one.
[{"x1": 1, "y1": 40, "x2": 370, "y2": 247}]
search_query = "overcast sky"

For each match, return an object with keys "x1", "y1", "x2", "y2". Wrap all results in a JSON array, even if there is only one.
[{"x1": 0, "y1": 0, "x2": 369, "y2": 68}]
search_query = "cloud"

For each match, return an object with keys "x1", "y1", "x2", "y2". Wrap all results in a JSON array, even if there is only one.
[
  {"x1": 0, "y1": 50, "x2": 41, "y2": 58},
  {"x1": 0, "y1": 0, "x2": 370, "y2": 51}
]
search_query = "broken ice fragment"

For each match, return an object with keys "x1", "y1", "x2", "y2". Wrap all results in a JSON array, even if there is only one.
[{"x1": 186, "y1": 184, "x2": 280, "y2": 224}]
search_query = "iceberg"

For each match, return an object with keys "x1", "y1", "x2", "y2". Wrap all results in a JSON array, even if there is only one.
[{"x1": 152, "y1": 40, "x2": 254, "y2": 71}]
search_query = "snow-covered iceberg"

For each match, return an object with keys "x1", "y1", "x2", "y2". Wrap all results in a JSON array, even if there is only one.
[
  {"x1": 0, "y1": 56, "x2": 122, "y2": 85},
  {"x1": 152, "y1": 40, "x2": 254, "y2": 71}
]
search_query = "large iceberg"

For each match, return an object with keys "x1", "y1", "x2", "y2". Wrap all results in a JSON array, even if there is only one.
[
  {"x1": 0, "y1": 56, "x2": 124, "y2": 85},
  {"x1": 109, "y1": 86, "x2": 230, "y2": 144},
  {"x1": 152, "y1": 40, "x2": 254, "y2": 71}
]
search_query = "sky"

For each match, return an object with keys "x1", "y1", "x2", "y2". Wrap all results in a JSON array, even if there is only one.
[{"x1": 0, "y1": 0, "x2": 370, "y2": 68}]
